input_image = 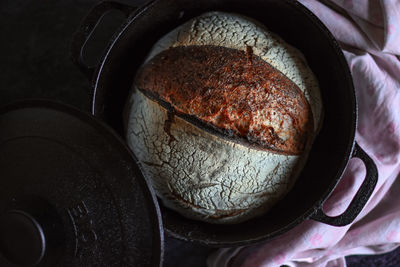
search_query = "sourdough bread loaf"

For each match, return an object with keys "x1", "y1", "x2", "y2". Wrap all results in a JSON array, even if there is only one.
[{"x1": 124, "y1": 12, "x2": 323, "y2": 224}]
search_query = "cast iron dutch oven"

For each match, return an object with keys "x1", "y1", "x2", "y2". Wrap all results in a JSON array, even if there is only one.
[{"x1": 71, "y1": 0, "x2": 378, "y2": 247}]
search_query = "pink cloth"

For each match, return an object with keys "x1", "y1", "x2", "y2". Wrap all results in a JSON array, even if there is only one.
[{"x1": 208, "y1": 1, "x2": 400, "y2": 266}]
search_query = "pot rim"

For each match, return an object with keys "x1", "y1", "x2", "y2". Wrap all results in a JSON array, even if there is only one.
[{"x1": 77, "y1": 0, "x2": 375, "y2": 246}]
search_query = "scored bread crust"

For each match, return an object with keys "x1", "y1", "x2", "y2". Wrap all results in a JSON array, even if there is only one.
[
  {"x1": 125, "y1": 12, "x2": 323, "y2": 224},
  {"x1": 136, "y1": 45, "x2": 314, "y2": 155},
  {"x1": 146, "y1": 12, "x2": 323, "y2": 131}
]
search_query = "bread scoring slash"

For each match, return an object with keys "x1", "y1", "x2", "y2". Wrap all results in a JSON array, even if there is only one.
[{"x1": 125, "y1": 12, "x2": 323, "y2": 224}]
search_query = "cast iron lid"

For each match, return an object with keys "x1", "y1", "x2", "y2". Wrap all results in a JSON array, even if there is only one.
[{"x1": 0, "y1": 100, "x2": 163, "y2": 267}]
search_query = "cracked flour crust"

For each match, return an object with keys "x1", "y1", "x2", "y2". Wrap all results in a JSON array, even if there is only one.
[{"x1": 124, "y1": 12, "x2": 323, "y2": 224}]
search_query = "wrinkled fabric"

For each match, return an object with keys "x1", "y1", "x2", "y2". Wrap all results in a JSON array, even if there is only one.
[{"x1": 208, "y1": 1, "x2": 400, "y2": 266}]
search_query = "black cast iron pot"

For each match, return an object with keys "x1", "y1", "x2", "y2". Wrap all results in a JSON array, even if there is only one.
[{"x1": 71, "y1": 0, "x2": 378, "y2": 247}]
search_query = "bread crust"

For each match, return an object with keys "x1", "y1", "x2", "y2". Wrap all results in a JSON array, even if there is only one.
[
  {"x1": 125, "y1": 12, "x2": 323, "y2": 224},
  {"x1": 136, "y1": 45, "x2": 313, "y2": 155}
]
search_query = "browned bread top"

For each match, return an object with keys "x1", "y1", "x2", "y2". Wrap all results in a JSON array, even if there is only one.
[{"x1": 136, "y1": 45, "x2": 313, "y2": 155}]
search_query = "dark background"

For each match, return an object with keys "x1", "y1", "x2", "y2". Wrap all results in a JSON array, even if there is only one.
[{"x1": 0, "y1": 0, "x2": 399, "y2": 266}]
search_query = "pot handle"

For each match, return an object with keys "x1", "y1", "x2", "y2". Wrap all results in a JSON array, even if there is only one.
[
  {"x1": 310, "y1": 143, "x2": 378, "y2": 226},
  {"x1": 70, "y1": 1, "x2": 136, "y2": 80}
]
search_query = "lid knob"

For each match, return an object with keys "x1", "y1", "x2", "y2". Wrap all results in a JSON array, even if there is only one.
[
  {"x1": 0, "y1": 210, "x2": 45, "y2": 266},
  {"x1": 0, "y1": 196, "x2": 64, "y2": 267}
]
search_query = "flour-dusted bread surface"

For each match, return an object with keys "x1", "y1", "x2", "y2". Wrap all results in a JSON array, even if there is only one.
[
  {"x1": 125, "y1": 12, "x2": 323, "y2": 223},
  {"x1": 126, "y1": 89, "x2": 303, "y2": 222}
]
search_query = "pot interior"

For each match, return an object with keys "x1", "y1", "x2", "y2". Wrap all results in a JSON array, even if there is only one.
[{"x1": 92, "y1": 0, "x2": 356, "y2": 246}]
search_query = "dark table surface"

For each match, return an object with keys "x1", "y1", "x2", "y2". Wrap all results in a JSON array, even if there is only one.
[{"x1": 0, "y1": 0, "x2": 399, "y2": 266}]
